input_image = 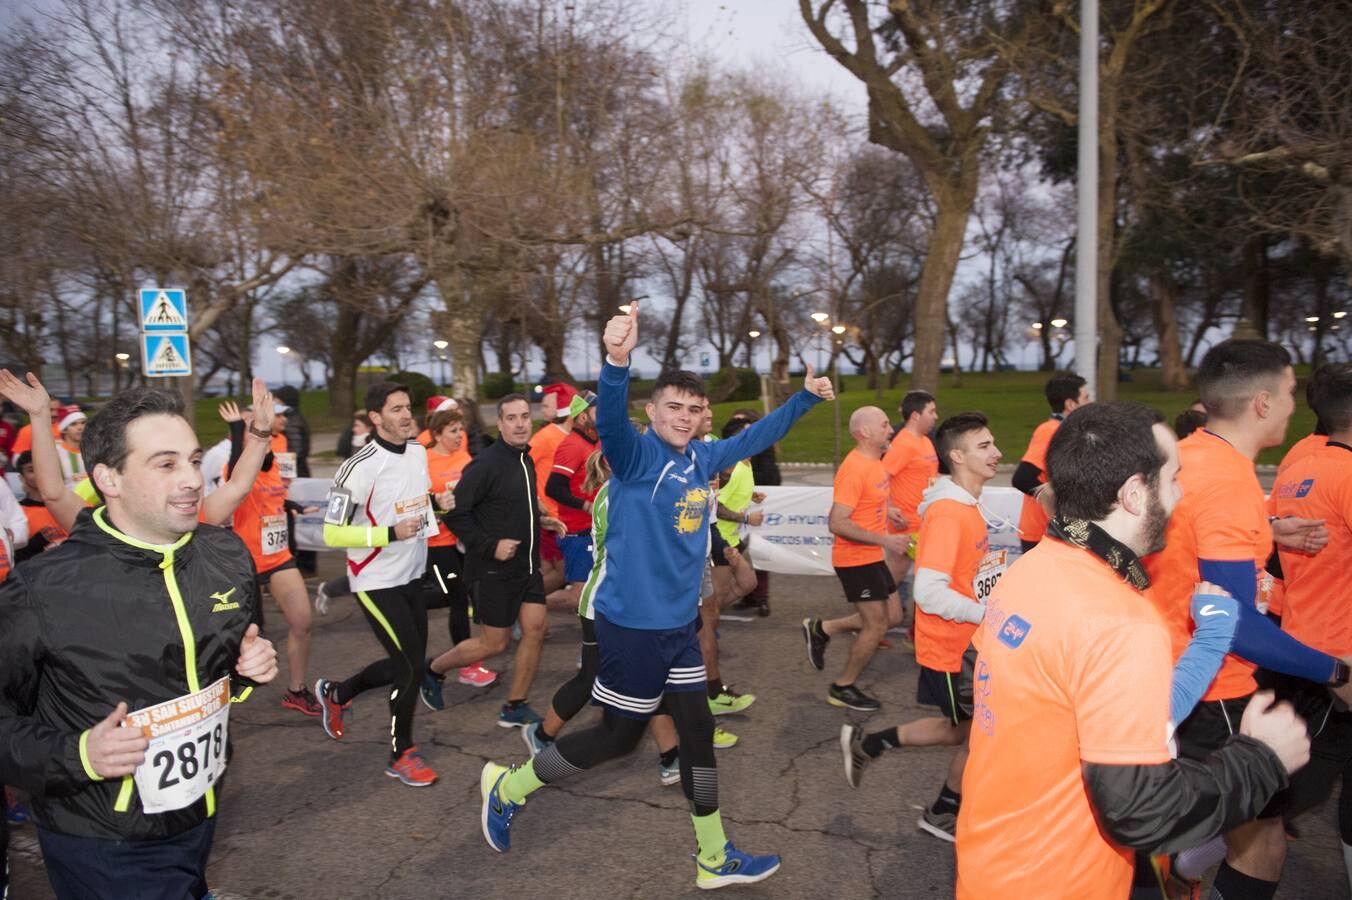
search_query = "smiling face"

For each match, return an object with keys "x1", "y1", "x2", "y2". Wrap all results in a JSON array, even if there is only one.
[
  {"x1": 647, "y1": 388, "x2": 706, "y2": 452},
  {"x1": 950, "y1": 426, "x2": 1002, "y2": 483},
  {"x1": 95, "y1": 413, "x2": 204, "y2": 544},
  {"x1": 497, "y1": 399, "x2": 534, "y2": 448}
]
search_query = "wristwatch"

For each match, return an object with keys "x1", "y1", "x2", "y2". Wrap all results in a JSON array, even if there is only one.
[{"x1": 1330, "y1": 660, "x2": 1350, "y2": 688}]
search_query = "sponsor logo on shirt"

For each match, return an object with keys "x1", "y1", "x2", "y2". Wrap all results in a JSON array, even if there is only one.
[
  {"x1": 673, "y1": 486, "x2": 711, "y2": 535},
  {"x1": 1276, "y1": 478, "x2": 1315, "y2": 499},
  {"x1": 210, "y1": 587, "x2": 240, "y2": 613},
  {"x1": 996, "y1": 614, "x2": 1031, "y2": 649}
]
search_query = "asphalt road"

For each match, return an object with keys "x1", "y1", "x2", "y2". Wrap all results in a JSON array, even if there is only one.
[{"x1": 7, "y1": 555, "x2": 1347, "y2": 899}]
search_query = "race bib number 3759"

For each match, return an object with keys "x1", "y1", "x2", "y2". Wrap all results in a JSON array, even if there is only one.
[{"x1": 125, "y1": 676, "x2": 230, "y2": 814}]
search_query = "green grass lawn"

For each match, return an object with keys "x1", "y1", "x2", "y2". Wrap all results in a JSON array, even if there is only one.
[
  {"x1": 191, "y1": 390, "x2": 355, "y2": 447},
  {"x1": 708, "y1": 368, "x2": 1315, "y2": 466}
]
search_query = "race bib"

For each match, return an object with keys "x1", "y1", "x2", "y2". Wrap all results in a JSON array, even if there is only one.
[
  {"x1": 395, "y1": 494, "x2": 439, "y2": 539},
  {"x1": 275, "y1": 452, "x2": 297, "y2": 480},
  {"x1": 260, "y1": 514, "x2": 289, "y2": 554},
  {"x1": 126, "y1": 677, "x2": 230, "y2": 814},
  {"x1": 973, "y1": 549, "x2": 1008, "y2": 602}
]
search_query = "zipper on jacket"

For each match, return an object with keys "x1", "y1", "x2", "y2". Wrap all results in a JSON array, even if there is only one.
[{"x1": 518, "y1": 452, "x2": 536, "y2": 574}]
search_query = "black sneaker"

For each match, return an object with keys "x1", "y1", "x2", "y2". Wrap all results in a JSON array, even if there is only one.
[
  {"x1": 802, "y1": 617, "x2": 828, "y2": 671},
  {"x1": 840, "y1": 724, "x2": 870, "y2": 788},
  {"x1": 828, "y1": 683, "x2": 880, "y2": 712}
]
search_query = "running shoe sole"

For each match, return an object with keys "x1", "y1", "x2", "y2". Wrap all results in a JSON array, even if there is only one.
[
  {"x1": 280, "y1": 694, "x2": 321, "y2": 717},
  {"x1": 917, "y1": 815, "x2": 956, "y2": 843},
  {"x1": 660, "y1": 767, "x2": 681, "y2": 786},
  {"x1": 385, "y1": 765, "x2": 438, "y2": 787},
  {"x1": 315, "y1": 678, "x2": 342, "y2": 740},
  {"x1": 826, "y1": 695, "x2": 881, "y2": 712},
  {"x1": 696, "y1": 860, "x2": 781, "y2": 890},
  {"x1": 802, "y1": 618, "x2": 825, "y2": 671}
]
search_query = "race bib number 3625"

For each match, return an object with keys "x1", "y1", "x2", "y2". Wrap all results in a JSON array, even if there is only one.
[{"x1": 125, "y1": 676, "x2": 230, "y2": 814}]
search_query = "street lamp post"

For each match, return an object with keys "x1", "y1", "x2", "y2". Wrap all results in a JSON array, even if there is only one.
[
  {"x1": 433, "y1": 339, "x2": 449, "y2": 388},
  {"x1": 746, "y1": 330, "x2": 760, "y2": 369},
  {"x1": 276, "y1": 346, "x2": 291, "y2": 386},
  {"x1": 829, "y1": 323, "x2": 848, "y2": 468}
]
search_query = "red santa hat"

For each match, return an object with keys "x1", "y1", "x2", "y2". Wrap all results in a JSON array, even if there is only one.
[{"x1": 57, "y1": 406, "x2": 87, "y2": 433}]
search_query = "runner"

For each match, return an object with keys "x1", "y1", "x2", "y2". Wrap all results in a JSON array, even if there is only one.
[
  {"x1": 1146, "y1": 339, "x2": 1352, "y2": 900},
  {"x1": 53, "y1": 405, "x2": 87, "y2": 488},
  {"x1": 1266, "y1": 362, "x2": 1352, "y2": 894},
  {"x1": 423, "y1": 408, "x2": 496, "y2": 688},
  {"x1": 479, "y1": 302, "x2": 832, "y2": 889},
  {"x1": 12, "y1": 451, "x2": 66, "y2": 563},
  {"x1": 7, "y1": 396, "x2": 60, "y2": 456},
  {"x1": 0, "y1": 381, "x2": 278, "y2": 898},
  {"x1": 1276, "y1": 363, "x2": 1344, "y2": 475},
  {"x1": 419, "y1": 394, "x2": 567, "y2": 726},
  {"x1": 1012, "y1": 372, "x2": 1089, "y2": 552},
  {"x1": 221, "y1": 401, "x2": 321, "y2": 716},
  {"x1": 803, "y1": 405, "x2": 907, "y2": 712},
  {"x1": 955, "y1": 402, "x2": 1308, "y2": 899},
  {"x1": 314, "y1": 380, "x2": 450, "y2": 787},
  {"x1": 839, "y1": 412, "x2": 1001, "y2": 844},
  {"x1": 530, "y1": 383, "x2": 576, "y2": 594},
  {"x1": 880, "y1": 391, "x2": 939, "y2": 628},
  {"x1": 544, "y1": 389, "x2": 600, "y2": 612}
]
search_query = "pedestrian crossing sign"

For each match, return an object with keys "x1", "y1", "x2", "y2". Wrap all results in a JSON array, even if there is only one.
[
  {"x1": 142, "y1": 333, "x2": 192, "y2": 377},
  {"x1": 139, "y1": 289, "x2": 189, "y2": 332}
]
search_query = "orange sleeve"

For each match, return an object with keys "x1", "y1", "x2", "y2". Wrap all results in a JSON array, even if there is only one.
[
  {"x1": 1075, "y1": 620, "x2": 1173, "y2": 764},
  {"x1": 882, "y1": 439, "x2": 911, "y2": 477},
  {"x1": 834, "y1": 460, "x2": 864, "y2": 510},
  {"x1": 1021, "y1": 425, "x2": 1052, "y2": 469},
  {"x1": 915, "y1": 505, "x2": 963, "y2": 577},
  {"x1": 11, "y1": 426, "x2": 31, "y2": 455},
  {"x1": 1193, "y1": 485, "x2": 1264, "y2": 561}
]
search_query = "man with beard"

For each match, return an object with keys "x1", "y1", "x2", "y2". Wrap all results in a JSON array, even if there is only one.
[
  {"x1": 315, "y1": 381, "x2": 452, "y2": 787},
  {"x1": 956, "y1": 402, "x2": 1309, "y2": 899}
]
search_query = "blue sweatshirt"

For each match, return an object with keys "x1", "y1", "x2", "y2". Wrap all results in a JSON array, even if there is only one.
[{"x1": 592, "y1": 361, "x2": 822, "y2": 629}]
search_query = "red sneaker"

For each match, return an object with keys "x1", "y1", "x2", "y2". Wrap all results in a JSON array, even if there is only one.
[
  {"x1": 458, "y1": 664, "x2": 498, "y2": 688},
  {"x1": 386, "y1": 747, "x2": 438, "y2": 786},
  {"x1": 281, "y1": 687, "x2": 322, "y2": 717},
  {"x1": 315, "y1": 678, "x2": 345, "y2": 740}
]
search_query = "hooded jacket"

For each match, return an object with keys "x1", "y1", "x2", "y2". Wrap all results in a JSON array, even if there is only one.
[
  {"x1": 0, "y1": 507, "x2": 260, "y2": 840},
  {"x1": 914, "y1": 476, "x2": 989, "y2": 625}
]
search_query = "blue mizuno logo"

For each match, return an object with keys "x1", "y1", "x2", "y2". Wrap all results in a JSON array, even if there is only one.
[{"x1": 997, "y1": 615, "x2": 1031, "y2": 649}]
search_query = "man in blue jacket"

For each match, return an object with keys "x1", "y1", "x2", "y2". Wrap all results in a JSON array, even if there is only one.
[{"x1": 479, "y1": 302, "x2": 835, "y2": 890}]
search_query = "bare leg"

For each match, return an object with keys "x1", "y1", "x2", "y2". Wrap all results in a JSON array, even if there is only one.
[
  {"x1": 269, "y1": 568, "x2": 313, "y2": 692},
  {"x1": 837, "y1": 600, "x2": 887, "y2": 686},
  {"x1": 429, "y1": 625, "x2": 511, "y2": 674},
  {"x1": 507, "y1": 602, "x2": 547, "y2": 702}
]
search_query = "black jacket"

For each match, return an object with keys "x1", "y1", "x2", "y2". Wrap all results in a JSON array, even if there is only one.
[
  {"x1": 0, "y1": 507, "x2": 261, "y2": 840},
  {"x1": 445, "y1": 438, "x2": 540, "y2": 580}
]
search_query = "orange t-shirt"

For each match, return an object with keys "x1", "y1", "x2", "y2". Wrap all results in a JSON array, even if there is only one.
[
  {"x1": 20, "y1": 500, "x2": 67, "y2": 551},
  {"x1": 1277, "y1": 432, "x2": 1327, "y2": 476},
  {"x1": 882, "y1": 428, "x2": 938, "y2": 535},
  {"x1": 232, "y1": 463, "x2": 292, "y2": 571},
  {"x1": 957, "y1": 538, "x2": 1172, "y2": 899},
  {"x1": 1270, "y1": 442, "x2": 1352, "y2": 656},
  {"x1": 914, "y1": 497, "x2": 988, "y2": 671},
  {"x1": 427, "y1": 447, "x2": 472, "y2": 548},
  {"x1": 831, "y1": 449, "x2": 889, "y2": 567},
  {"x1": 529, "y1": 423, "x2": 569, "y2": 518},
  {"x1": 1144, "y1": 430, "x2": 1268, "y2": 701},
  {"x1": 10, "y1": 421, "x2": 62, "y2": 456},
  {"x1": 1018, "y1": 417, "x2": 1061, "y2": 544}
]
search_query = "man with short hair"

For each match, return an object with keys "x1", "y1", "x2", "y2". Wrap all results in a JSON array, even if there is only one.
[
  {"x1": 881, "y1": 390, "x2": 939, "y2": 630},
  {"x1": 803, "y1": 406, "x2": 909, "y2": 712},
  {"x1": 956, "y1": 401, "x2": 1309, "y2": 898},
  {"x1": 1146, "y1": 339, "x2": 1352, "y2": 900},
  {"x1": 420, "y1": 394, "x2": 567, "y2": 727},
  {"x1": 0, "y1": 373, "x2": 278, "y2": 898},
  {"x1": 1012, "y1": 372, "x2": 1089, "y2": 552},
  {"x1": 315, "y1": 381, "x2": 450, "y2": 787},
  {"x1": 544, "y1": 390, "x2": 600, "y2": 611},
  {"x1": 479, "y1": 302, "x2": 833, "y2": 890},
  {"x1": 12, "y1": 451, "x2": 67, "y2": 563},
  {"x1": 841, "y1": 412, "x2": 1001, "y2": 843},
  {"x1": 531, "y1": 383, "x2": 576, "y2": 593}
]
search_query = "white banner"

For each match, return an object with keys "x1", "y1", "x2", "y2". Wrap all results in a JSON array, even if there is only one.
[{"x1": 745, "y1": 484, "x2": 1027, "y2": 577}]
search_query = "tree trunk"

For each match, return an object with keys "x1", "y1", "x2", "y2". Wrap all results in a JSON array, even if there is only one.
[
  {"x1": 1149, "y1": 271, "x2": 1189, "y2": 390},
  {"x1": 909, "y1": 192, "x2": 976, "y2": 394},
  {"x1": 1239, "y1": 235, "x2": 1270, "y2": 339},
  {"x1": 434, "y1": 269, "x2": 483, "y2": 399},
  {"x1": 327, "y1": 302, "x2": 363, "y2": 419}
]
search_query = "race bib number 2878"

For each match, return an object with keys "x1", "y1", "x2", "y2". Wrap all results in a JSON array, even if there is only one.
[{"x1": 125, "y1": 676, "x2": 230, "y2": 814}]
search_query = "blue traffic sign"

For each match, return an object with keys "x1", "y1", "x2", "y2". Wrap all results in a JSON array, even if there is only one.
[
  {"x1": 142, "y1": 333, "x2": 192, "y2": 377},
  {"x1": 139, "y1": 289, "x2": 189, "y2": 332}
]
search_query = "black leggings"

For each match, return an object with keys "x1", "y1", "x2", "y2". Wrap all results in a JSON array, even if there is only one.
[
  {"x1": 334, "y1": 582, "x2": 428, "y2": 761},
  {"x1": 541, "y1": 689, "x2": 719, "y2": 816},
  {"x1": 550, "y1": 617, "x2": 599, "y2": 721},
  {"x1": 426, "y1": 544, "x2": 471, "y2": 646}
]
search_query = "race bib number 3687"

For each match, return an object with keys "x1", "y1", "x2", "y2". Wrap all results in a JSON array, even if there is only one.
[{"x1": 125, "y1": 676, "x2": 230, "y2": 814}]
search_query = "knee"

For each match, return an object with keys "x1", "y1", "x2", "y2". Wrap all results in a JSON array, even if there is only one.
[{"x1": 485, "y1": 630, "x2": 511, "y2": 655}]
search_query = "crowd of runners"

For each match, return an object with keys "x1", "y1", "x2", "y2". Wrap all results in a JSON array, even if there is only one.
[{"x1": 0, "y1": 302, "x2": 1350, "y2": 898}]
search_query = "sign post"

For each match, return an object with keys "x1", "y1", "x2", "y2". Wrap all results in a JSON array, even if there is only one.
[{"x1": 138, "y1": 289, "x2": 192, "y2": 378}]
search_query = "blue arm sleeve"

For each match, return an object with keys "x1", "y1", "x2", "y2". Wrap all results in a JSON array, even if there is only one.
[
  {"x1": 708, "y1": 390, "x2": 822, "y2": 473},
  {"x1": 596, "y1": 362, "x2": 650, "y2": 482},
  {"x1": 1198, "y1": 558, "x2": 1337, "y2": 684},
  {"x1": 1171, "y1": 591, "x2": 1237, "y2": 723}
]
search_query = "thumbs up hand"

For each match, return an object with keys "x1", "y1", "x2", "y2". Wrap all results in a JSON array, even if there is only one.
[
  {"x1": 603, "y1": 300, "x2": 640, "y2": 366},
  {"x1": 235, "y1": 622, "x2": 278, "y2": 683},
  {"x1": 804, "y1": 363, "x2": 835, "y2": 401}
]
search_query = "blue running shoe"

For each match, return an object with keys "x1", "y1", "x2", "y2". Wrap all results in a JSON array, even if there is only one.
[
  {"x1": 497, "y1": 702, "x2": 543, "y2": 728},
  {"x1": 521, "y1": 722, "x2": 548, "y2": 757},
  {"x1": 420, "y1": 659, "x2": 446, "y2": 712},
  {"x1": 694, "y1": 841, "x2": 781, "y2": 890},
  {"x1": 480, "y1": 762, "x2": 523, "y2": 852},
  {"x1": 659, "y1": 758, "x2": 681, "y2": 786}
]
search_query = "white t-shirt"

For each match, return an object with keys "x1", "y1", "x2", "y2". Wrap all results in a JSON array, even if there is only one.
[{"x1": 330, "y1": 439, "x2": 432, "y2": 592}]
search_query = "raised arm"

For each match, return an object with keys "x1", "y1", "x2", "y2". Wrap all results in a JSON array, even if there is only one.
[
  {"x1": 0, "y1": 370, "x2": 84, "y2": 530},
  {"x1": 597, "y1": 302, "x2": 652, "y2": 480},
  {"x1": 708, "y1": 365, "x2": 832, "y2": 473},
  {"x1": 201, "y1": 380, "x2": 275, "y2": 525}
]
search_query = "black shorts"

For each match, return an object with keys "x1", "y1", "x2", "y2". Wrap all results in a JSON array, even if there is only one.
[
  {"x1": 711, "y1": 532, "x2": 746, "y2": 567},
  {"x1": 424, "y1": 543, "x2": 467, "y2": 610},
  {"x1": 1174, "y1": 694, "x2": 1254, "y2": 761},
  {"x1": 256, "y1": 558, "x2": 298, "y2": 587},
  {"x1": 834, "y1": 561, "x2": 895, "y2": 604},
  {"x1": 1253, "y1": 670, "x2": 1352, "y2": 820},
  {"x1": 916, "y1": 646, "x2": 976, "y2": 726},
  {"x1": 472, "y1": 570, "x2": 546, "y2": 629}
]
